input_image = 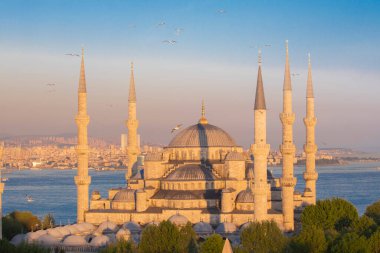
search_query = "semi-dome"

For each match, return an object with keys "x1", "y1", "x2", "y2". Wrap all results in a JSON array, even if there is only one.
[
  {"x1": 225, "y1": 151, "x2": 245, "y2": 161},
  {"x1": 168, "y1": 214, "x2": 189, "y2": 226},
  {"x1": 96, "y1": 221, "x2": 118, "y2": 235},
  {"x1": 215, "y1": 222, "x2": 237, "y2": 234},
  {"x1": 122, "y1": 221, "x2": 142, "y2": 233},
  {"x1": 63, "y1": 235, "x2": 87, "y2": 246},
  {"x1": 113, "y1": 189, "x2": 136, "y2": 202},
  {"x1": 193, "y1": 222, "x2": 213, "y2": 234},
  {"x1": 236, "y1": 189, "x2": 254, "y2": 203},
  {"x1": 168, "y1": 123, "x2": 237, "y2": 148},
  {"x1": 166, "y1": 164, "x2": 216, "y2": 181}
]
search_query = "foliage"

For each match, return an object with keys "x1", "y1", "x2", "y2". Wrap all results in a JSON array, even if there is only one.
[
  {"x1": 353, "y1": 215, "x2": 377, "y2": 237},
  {"x1": 139, "y1": 220, "x2": 197, "y2": 253},
  {"x1": 0, "y1": 240, "x2": 50, "y2": 253},
  {"x1": 330, "y1": 232, "x2": 370, "y2": 253},
  {"x1": 41, "y1": 213, "x2": 55, "y2": 229},
  {"x1": 301, "y1": 198, "x2": 359, "y2": 232},
  {"x1": 289, "y1": 225, "x2": 327, "y2": 253},
  {"x1": 369, "y1": 229, "x2": 380, "y2": 253},
  {"x1": 199, "y1": 234, "x2": 224, "y2": 253},
  {"x1": 9, "y1": 211, "x2": 41, "y2": 231},
  {"x1": 365, "y1": 199, "x2": 380, "y2": 225},
  {"x1": 2, "y1": 215, "x2": 24, "y2": 240},
  {"x1": 240, "y1": 221, "x2": 287, "y2": 253},
  {"x1": 100, "y1": 239, "x2": 137, "y2": 253}
]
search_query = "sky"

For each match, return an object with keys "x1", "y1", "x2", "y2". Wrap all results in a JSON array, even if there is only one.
[{"x1": 0, "y1": 0, "x2": 379, "y2": 151}]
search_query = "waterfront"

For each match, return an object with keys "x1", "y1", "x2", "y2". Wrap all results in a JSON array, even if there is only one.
[{"x1": 2, "y1": 162, "x2": 380, "y2": 224}]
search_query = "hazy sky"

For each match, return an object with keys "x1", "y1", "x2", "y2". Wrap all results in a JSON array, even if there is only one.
[{"x1": 0, "y1": 0, "x2": 379, "y2": 151}]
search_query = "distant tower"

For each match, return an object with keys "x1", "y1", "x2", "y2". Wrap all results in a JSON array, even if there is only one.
[
  {"x1": 74, "y1": 48, "x2": 91, "y2": 223},
  {"x1": 0, "y1": 142, "x2": 4, "y2": 239},
  {"x1": 251, "y1": 50, "x2": 270, "y2": 222},
  {"x1": 280, "y1": 41, "x2": 297, "y2": 231},
  {"x1": 303, "y1": 53, "x2": 318, "y2": 205},
  {"x1": 121, "y1": 134, "x2": 127, "y2": 151},
  {"x1": 126, "y1": 62, "x2": 139, "y2": 181}
]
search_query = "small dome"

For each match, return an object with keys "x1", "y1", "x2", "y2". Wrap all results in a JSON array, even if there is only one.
[
  {"x1": 46, "y1": 228, "x2": 64, "y2": 239},
  {"x1": 37, "y1": 234, "x2": 60, "y2": 245},
  {"x1": 65, "y1": 225, "x2": 80, "y2": 235},
  {"x1": 96, "y1": 221, "x2": 118, "y2": 235},
  {"x1": 90, "y1": 235, "x2": 110, "y2": 247},
  {"x1": 113, "y1": 189, "x2": 136, "y2": 202},
  {"x1": 63, "y1": 235, "x2": 87, "y2": 246},
  {"x1": 122, "y1": 221, "x2": 142, "y2": 233},
  {"x1": 11, "y1": 234, "x2": 25, "y2": 246},
  {"x1": 166, "y1": 164, "x2": 216, "y2": 181},
  {"x1": 193, "y1": 222, "x2": 213, "y2": 234},
  {"x1": 225, "y1": 151, "x2": 245, "y2": 161},
  {"x1": 168, "y1": 214, "x2": 189, "y2": 226},
  {"x1": 168, "y1": 123, "x2": 237, "y2": 148},
  {"x1": 240, "y1": 222, "x2": 253, "y2": 232},
  {"x1": 82, "y1": 222, "x2": 96, "y2": 231},
  {"x1": 146, "y1": 221, "x2": 160, "y2": 226},
  {"x1": 116, "y1": 228, "x2": 131, "y2": 241},
  {"x1": 236, "y1": 189, "x2": 254, "y2": 203},
  {"x1": 215, "y1": 222, "x2": 237, "y2": 234},
  {"x1": 55, "y1": 227, "x2": 71, "y2": 237},
  {"x1": 145, "y1": 152, "x2": 163, "y2": 161},
  {"x1": 25, "y1": 230, "x2": 46, "y2": 243},
  {"x1": 91, "y1": 191, "x2": 101, "y2": 200}
]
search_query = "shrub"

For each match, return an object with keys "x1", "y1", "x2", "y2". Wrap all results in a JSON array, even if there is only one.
[
  {"x1": 330, "y1": 232, "x2": 370, "y2": 253},
  {"x1": 199, "y1": 234, "x2": 224, "y2": 253},
  {"x1": 365, "y1": 200, "x2": 380, "y2": 225},
  {"x1": 290, "y1": 225, "x2": 327, "y2": 253},
  {"x1": 100, "y1": 239, "x2": 137, "y2": 253}
]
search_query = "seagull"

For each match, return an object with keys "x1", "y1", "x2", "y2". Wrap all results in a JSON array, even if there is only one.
[
  {"x1": 174, "y1": 28, "x2": 184, "y2": 36},
  {"x1": 291, "y1": 73, "x2": 300, "y2": 77},
  {"x1": 162, "y1": 40, "x2": 177, "y2": 45},
  {"x1": 217, "y1": 9, "x2": 226, "y2": 14},
  {"x1": 46, "y1": 83, "x2": 56, "y2": 87},
  {"x1": 128, "y1": 24, "x2": 136, "y2": 29},
  {"x1": 264, "y1": 44, "x2": 272, "y2": 47},
  {"x1": 157, "y1": 21, "x2": 166, "y2": 27},
  {"x1": 106, "y1": 104, "x2": 113, "y2": 108},
  {"x1": 171, "y1": 124, "x2": 182, "y2": 133},
  {"x1": 65, "y1": 53, "x2": 80, "y2": 57}
]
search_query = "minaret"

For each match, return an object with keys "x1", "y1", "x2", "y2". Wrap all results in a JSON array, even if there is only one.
[
  {"x1": 303, "y1": 53, "x2": 318, "y2": 205},
  {"x1": 74, "y1": 48, "x2": 91, "y2": 223},
  {"x1": 280, "y1": 41, "x2": 297, "y2": 231},
  {"x1": 126, "y1": 62, "x2": 139, "y2": 181},
  {"x1": 0, "y1": 142, "x2": 4, "y2": 239},
  {"x1": 251, "y1": 50, "x2": 270, "y2": 222}
]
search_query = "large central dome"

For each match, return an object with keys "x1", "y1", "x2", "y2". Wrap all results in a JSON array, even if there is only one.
[{"x1": 168, "y1": 123, "x2": 237, "y2": 148}]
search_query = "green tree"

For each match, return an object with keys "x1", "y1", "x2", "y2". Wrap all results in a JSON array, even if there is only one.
[
  {"x1": 240, "y1": 221, "x2": 287, "y2": 253},
  {"x1": 369, "y1": 230, "x2": 380, "y2": 253},
  {"x1": 353, "y1": 215, "x2": 377, "y2": 237},
  {"x1": 10, "y1": 211, "x2": 41, "y2": 231},
  {"x1": 301, "y1": 198, "x2": 359, "y2": 232},
  {"x1": 2, "y1": 215, "x2": 24, "y2": 240},
  {"x1": 42, "y1": 213, "x2": 55, "y2": 229},
  {"x1": 199, "y1": 234, "x2": 224, "y2": 253},
  {"x1": 179, "y1": 222, "x2": 198, "y2": 253},
  {"x1": 365, "y1": 200, "x2": 380, "y2": 225},
  {"x1": 0, "y1": 238, "x2": 16, "y2": 253},
  {"x1": 330, "y1": 232, "x2": 370, "y2": 253},
  {"x1": 290, "y1": 225, "x2": 327, "y2": 253},
  {"x1": 100, "y1": 239, "x2": 137, "y2": 253},
  {"x1": 0, "y1": 240, "x2": 51, "y2": 253}
]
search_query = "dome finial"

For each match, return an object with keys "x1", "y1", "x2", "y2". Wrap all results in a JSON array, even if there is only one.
[{"x1": 199, "y1": 99, "x2": 208, "y2": 124}]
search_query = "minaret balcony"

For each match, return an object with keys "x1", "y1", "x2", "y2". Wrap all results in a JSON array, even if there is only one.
[
  {"x1": 303, "y1": 172, "x2": 318, "y2": 181},
  {"x1": 251, "y1": 144, "x2": 270, "y2": 156},
  {"x1": 280, "y1": 144, "x2": 296, "y2": 155},
  {"x1": 303, "y1": 144, "x2": 318, "y2": 153},
  {"x1": 280, "y1": 177, "x2": 297, "y2": 187},
  {"x1": 280, "y1": 113, "x2": 295, "y2": 125},
  {"x1": 76, "y1": 145, "x2": 89, "y2": 155},
  {"x1": 74, "y1": 175, "x2": 91, "y2": 185},
  {"x1": 303, "y1": 117, "x2": 317, "y2": 127},
  {"x1": 126, "y1": 119, "x2": 139, "y2": 128}
]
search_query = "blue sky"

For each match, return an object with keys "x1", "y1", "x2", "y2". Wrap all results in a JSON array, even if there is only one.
[{"x1": 0, "y1": 0, "x2": 379, "y2": 151}]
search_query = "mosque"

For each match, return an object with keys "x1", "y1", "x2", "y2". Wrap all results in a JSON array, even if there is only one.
[
  {"x1": 4, "y1": 41, "x2": 318, "y2": 249},
  {"x1": 71, "y1": 40, "x2": 319, "y2": 236}
]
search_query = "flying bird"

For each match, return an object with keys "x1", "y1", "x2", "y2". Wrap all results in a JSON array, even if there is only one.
[
  {"x1": 162, "y1": 40, "x2": 177, "y2": 45},
  {"x1": 174, "y1": 28, "x2": 184, "y2": 36},
  {"x1": 46, "y1": 83, "x2": 56, "y2": 87},
  {"x1": 264, "y1": 44, "x2": 272, "y2": 47},
  {"x1": 291, "y1": 73, "x2": 300, "y2": 77},
  {"x1": 157, "y1": 21, "x2": 166, "y2": 27},
  {"x1": 171, "y1": 124, "x2": 182, "y2": 133},
  {"x1": 217, "y1": 9, "x2": 226, "y2": 14},
  {"x1": 65, "y1": 53, "x2": 80, "y2": 57}
]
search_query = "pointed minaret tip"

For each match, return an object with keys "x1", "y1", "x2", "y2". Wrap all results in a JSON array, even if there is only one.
[
  {"x1": 78, "y1": 47, "x2": 86, "y2": 93},
  {"x1": 222, "y1": 238, "x2": 233, "y2": 253},
  {"x1": 307, "y1": 53, "x2": 314, "y2": 98},
  {"x1": 128, "y1": 62, "x2": 136, "y2": 102},
  {"x1": 199, "y1": 99, "x2": 208, "y2": 124},
  {"x1": 254, "y1": 50, "x2": 266, "y2": 110},
  {"x1": 283, "y1": 40, "x2": 292, "y2": 91}
]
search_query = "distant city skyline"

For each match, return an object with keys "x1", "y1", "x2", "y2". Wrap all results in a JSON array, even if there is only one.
[{"x1": 0, "y1": 0, "x2": 379, "y2": 151}]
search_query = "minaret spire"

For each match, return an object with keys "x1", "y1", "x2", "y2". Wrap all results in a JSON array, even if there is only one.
[
  {"x1": 199, "y1": 99, "x2": 208, "y2": 124},
  {"x1": 74, "y1": 48, "x2": 91, "y2": 223},
  {"x1": 126, "y1": 62, "x2": 139, "y2": 181},
  {"x1": 284, "y1": 40, "x2": 292, "y2": 91},
  {"x1": 251, "y1": 49, "x2": 270, "y2": 222},
  {"x1": 303, "y1": 53, "x2": 318, "y2": 205},
  {"x1": 0, "y1": 141, "x2": 5, "y2": 239},
  {"x1": 254, "y1": 49, "x2": 266, "y2": 110}
]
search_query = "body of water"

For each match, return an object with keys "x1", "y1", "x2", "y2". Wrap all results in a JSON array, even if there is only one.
[{"x1": 2, "y1": 162, "x2": 380, "y2": 224}]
